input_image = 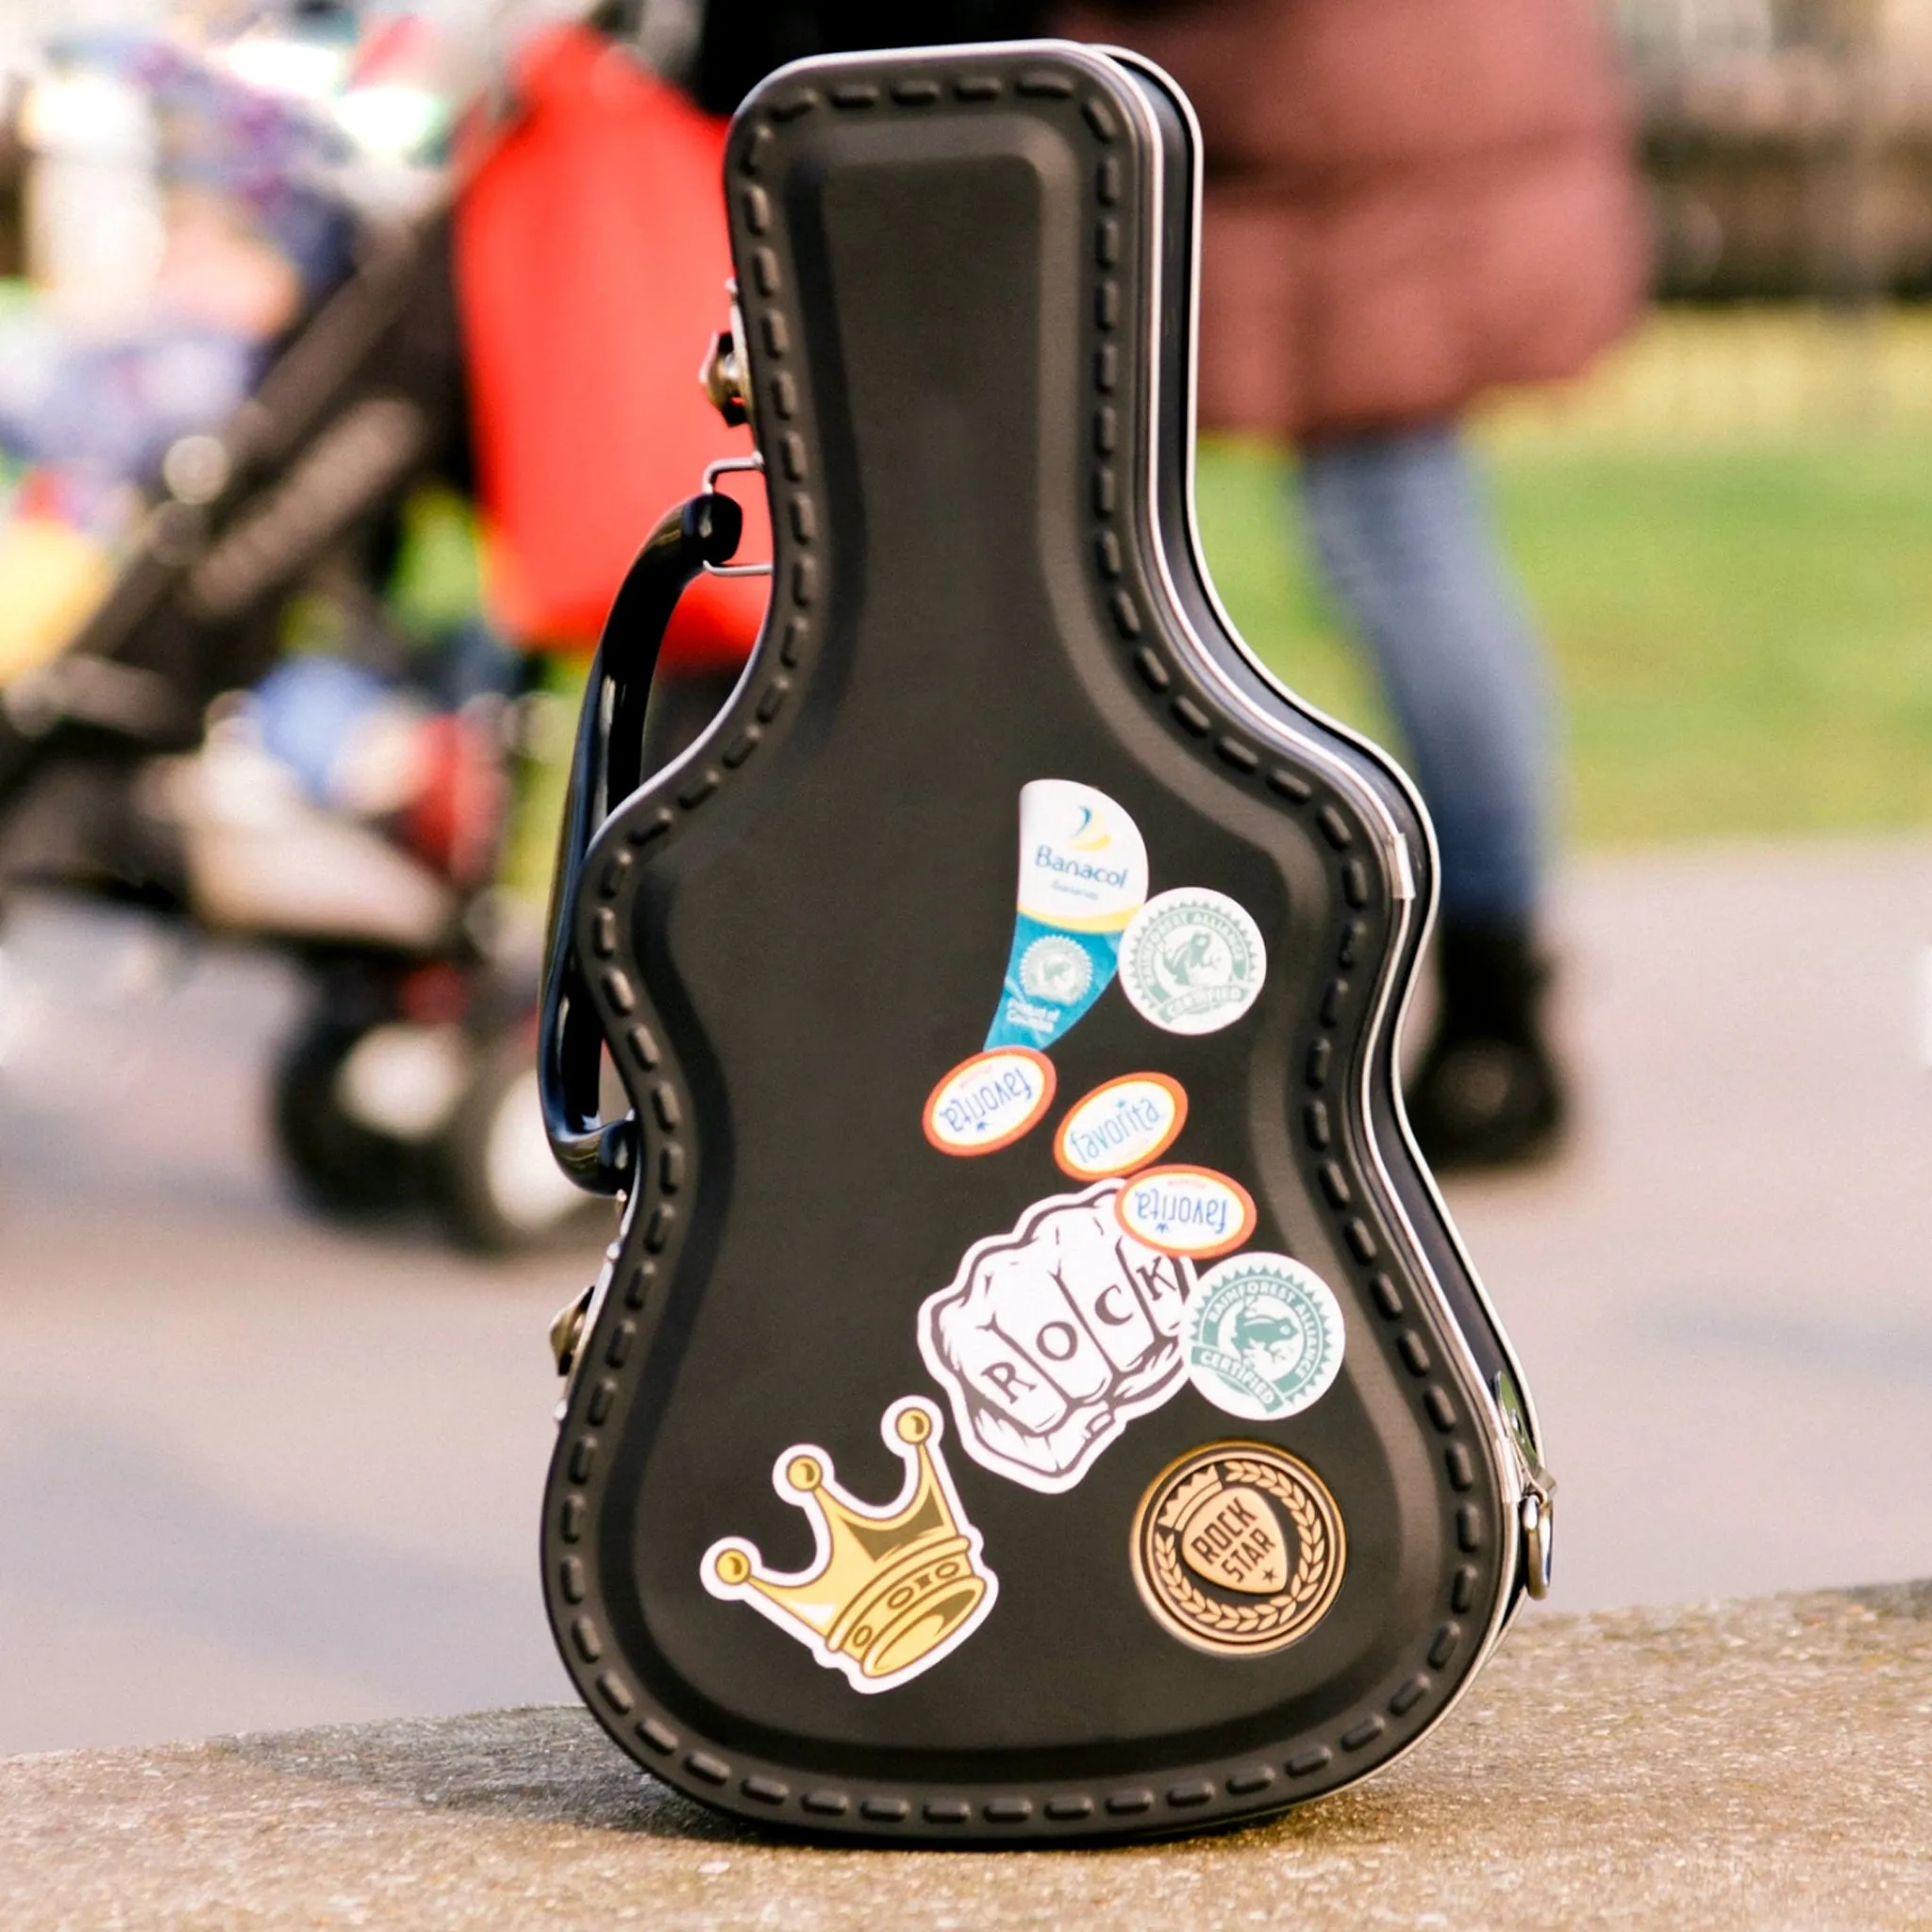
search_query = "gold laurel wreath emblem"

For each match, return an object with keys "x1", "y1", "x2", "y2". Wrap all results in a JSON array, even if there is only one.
[{"x1": 1133, "y1": 1447, "x2": 1346, "y2": 1656}]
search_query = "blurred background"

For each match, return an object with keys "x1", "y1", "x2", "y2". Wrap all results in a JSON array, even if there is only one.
[{"x1": 1, "y1": 0, "x2": 1928, "y2": 1754}]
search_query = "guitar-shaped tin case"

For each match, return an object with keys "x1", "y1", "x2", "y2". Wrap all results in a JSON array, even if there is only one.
[{"x1": 538, "y1": 42, "x2": 1553, "y2": 1842}]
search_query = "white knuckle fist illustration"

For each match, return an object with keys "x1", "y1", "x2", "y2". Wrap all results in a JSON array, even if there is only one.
[{"x1": 918, "y1": 1182, "x2": 1195, "y2": 1492}]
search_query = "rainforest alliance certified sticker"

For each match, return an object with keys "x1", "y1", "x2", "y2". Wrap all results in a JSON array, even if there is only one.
[
  {"x1": 1183, "y1": 1252, "x2": 1344, "y2": 1422},
  {"x1": 1130, "y1": 1441, "x2": 1346, "y2": 1657},
  {"x1": 1114, "y1": 1163, "x2": 1256, "y2": 1259},
  {"x1": 1054, "y1": 1073, "x2": 1188, "y2": 1180},
  {"x1": 923, "y1": 1048, "x2": 1057, "y2": 1156},
  {"x1": 1119, "y1": 888, "x2": 1267, "y2": 1036}
]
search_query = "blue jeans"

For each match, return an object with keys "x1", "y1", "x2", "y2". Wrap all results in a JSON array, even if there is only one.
[{"x1": 1297, "y1": 425, "x2": 1550, "y2": 929}]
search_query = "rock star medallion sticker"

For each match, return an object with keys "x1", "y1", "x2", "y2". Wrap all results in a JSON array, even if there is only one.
[{"x1": 1130, "y1": 1441, "x2": 1345, "y2": 1657}]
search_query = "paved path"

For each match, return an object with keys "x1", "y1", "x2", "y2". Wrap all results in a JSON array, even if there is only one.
[
  {"x1": 4, "y1": 1586, "x2": 1927, "y2": 1930},
  {"x1": 0, "y1": 904, "x2": 586, "y2": 1752},
  {"x1": 2, "y1": 837, "x2": 1930, "y2": 1753},
  {"x1": 1451, "y1": 837, "x2": 1932, "y2": 1607}
]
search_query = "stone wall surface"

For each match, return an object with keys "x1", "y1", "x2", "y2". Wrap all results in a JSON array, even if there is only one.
[{"x1": 3, "y1": 1585, "x2": 1927, "y2": 1931}]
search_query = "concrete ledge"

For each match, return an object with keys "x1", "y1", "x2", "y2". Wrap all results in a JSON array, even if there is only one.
[{"x1": 4, "y1": 1586, "x2": 1927, "y2": 1930}]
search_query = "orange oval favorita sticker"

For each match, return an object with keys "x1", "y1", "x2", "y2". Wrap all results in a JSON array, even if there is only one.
[
  {"x1": 1113, "y1": 1163, "x2": 1257, "y2": 1258},
  {"x1": 923, "y1": 1048, "x2": 1058, "y2": 1157},
  {"x1": 1053, "y1": 1073, "x2": 1189, "y2": 1180}
]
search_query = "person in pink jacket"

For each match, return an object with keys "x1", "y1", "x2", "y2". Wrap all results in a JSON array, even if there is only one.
[{"x1": 1063, "y1": 0, "x2": 1648, "y2": 1166}]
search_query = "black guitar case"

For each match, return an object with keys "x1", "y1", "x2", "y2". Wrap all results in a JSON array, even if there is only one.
[{"x1": 537, "y1": 40, "x2": 1553, "y2": 1842}]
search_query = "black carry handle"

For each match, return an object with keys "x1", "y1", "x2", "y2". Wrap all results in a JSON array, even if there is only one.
[{"x1": 540, "y1": 491, "x2": 745, "y2": 1192}]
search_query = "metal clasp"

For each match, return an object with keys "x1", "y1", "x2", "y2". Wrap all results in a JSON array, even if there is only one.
[
  {"x1": 699, "y1": 288, "x2": 751, "y2": 428},
  {"x1": 1494, "y1": 1368, "x2": 1556, "y2": 1601},
  {"x1": 1520, "y1": 1487, "x2": 1555, "y2": 1601},
  {"x1": 549, "y1": 1282, "x2": 594, "y2": 1378},
  {"x1": 700, "y1": 455, "x2": 773, "y2": 578}
]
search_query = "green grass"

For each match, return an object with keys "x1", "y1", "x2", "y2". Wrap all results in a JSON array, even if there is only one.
[
  {"x1": 1194, "y1": 432, "x2": 1932, "y2": 846},
  {"x1": 491, "y1": 311, "x2": 1932, "y2": 873}
]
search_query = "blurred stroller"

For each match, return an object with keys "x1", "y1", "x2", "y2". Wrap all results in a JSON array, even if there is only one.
[{"x1": 0, "y1": 7, "x2": 767, "y2": 1249}]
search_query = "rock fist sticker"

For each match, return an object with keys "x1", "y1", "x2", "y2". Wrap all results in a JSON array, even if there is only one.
[
  {"x1": 1130, "y1": 1441, "x2": 1346, "y2": 1657},
  {"x1": 918, "y1": 1182, "x2": 1196, "y2": 1493}
]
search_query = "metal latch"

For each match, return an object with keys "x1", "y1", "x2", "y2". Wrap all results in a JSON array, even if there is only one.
[
  {"x1": 549, "y1": 1283, "x2": 594, "y2": 1378},
  {"x1": 1520, "y1": 1486, "x2": 1555, "y2": 1601},
  {"x1": 696, "y1": 287, "x2": 773, "y2": 579},
  {"x1": 700, "y1": 286, "x2": 751, "y2": 428},
  {"x1": 701, "y1": 329, "x2": 748, "y2": 426},
  {"x1": 1494, "y1": 1368, "x2": 1556, "y2": 1600},
  {"x1": 550, "y1": 1239, "x2": 625, "y2": 1405}
]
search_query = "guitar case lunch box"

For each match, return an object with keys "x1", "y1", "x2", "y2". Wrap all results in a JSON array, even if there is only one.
[{"x1": 537, "y1": 39, "x2": 1553, "y2": 1843}]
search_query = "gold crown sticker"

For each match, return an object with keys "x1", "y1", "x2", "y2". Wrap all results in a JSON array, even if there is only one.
[{"x1": 701, "y1": 1396, "x2": 998, "y2": 1694}]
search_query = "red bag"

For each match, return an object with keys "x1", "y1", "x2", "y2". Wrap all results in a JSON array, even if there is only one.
[{"x1": 455, "y1": 26, "x2": 769, "y2": 670}]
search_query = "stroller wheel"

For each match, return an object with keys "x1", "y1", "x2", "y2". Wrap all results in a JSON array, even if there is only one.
[
  {"x1": 433, "y1": 1027, "x2": 606, "y2": 1254},
  {"x1": 271, "y1": 1017, "x2": 427, "y2": 1216}
]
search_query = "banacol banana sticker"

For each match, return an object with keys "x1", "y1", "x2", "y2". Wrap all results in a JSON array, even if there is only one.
[
  {"x1": 924, "y1": 1047, "x2": 1057, "y2": 1157},
  {"x1": 984, "y1": 780, "x2": 1148, "y2": 1054},
  {"x1": 918, "y1": 1181, "x2": 1195, "y2": 1493},
  {"x1": 1114, "y1": 1163, "x2": 1257, "y2": 1259},
  {"x1": 702, "y1": 1397, "x2": 996, "y2": 1695},
  {"x1": 1053, "y1": 1073, "x2": 1189, "y2": 1180}
]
